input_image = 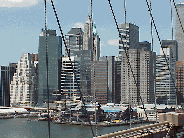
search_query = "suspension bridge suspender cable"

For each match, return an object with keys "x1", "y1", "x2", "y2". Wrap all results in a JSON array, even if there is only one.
[
  {"x1": 145, "y1": 0, "x2": 183, "y2": 107},
  {"x1": 44, "y1": 0, "x2": 50, "y2": 138},
  {"x1": 124, "y1": 0, "x2": 131, "y2": 128},
  {"x1": 148, "y1": 0, "x2": 157, "y2": 123},
  {"x1": 90, "y1": 0, "x2": 98, "y2": 136},
  {"x1": 170, "y1": 0, "x2": 173, "y2": 40},
  {"x1": 50, "y1": 0, "x2": 95, "y2": 136},
  {"x1": 108, "y1": 0, "x2": 149, "y2": 121}
]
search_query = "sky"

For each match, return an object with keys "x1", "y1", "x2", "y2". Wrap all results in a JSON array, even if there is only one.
[{"x1": 0, "y1": 0, "x2": 184, "y2": 66}]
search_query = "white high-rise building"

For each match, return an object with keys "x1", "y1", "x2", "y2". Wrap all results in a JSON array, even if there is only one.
[
  {"x1": 61, "y1": 56, "x2": 80, "y2": 98},
  {"x1": 121, "y1": 42, "x2": 155, "y2": 106},
  {"x1": 83, "y1": 15, "x2": 100, "y2": 61},
  {"x1": 10, "y1": 53, "x2": 38, "y2": 106},
  {"x1": 175, "y1": 3, "x2": 184, "y2": 61}
]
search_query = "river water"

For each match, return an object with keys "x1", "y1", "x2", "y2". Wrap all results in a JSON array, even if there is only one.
[{"x1": 0, "y1": 118, "x2": 150, "y2": 138}]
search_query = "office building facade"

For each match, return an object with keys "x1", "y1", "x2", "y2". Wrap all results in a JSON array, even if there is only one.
[
  {"x1": 176, "y1": 61, "x2": 184, "y2": 103},
  {"x1": 38, "y1": 29, "x2": 61, "y2": 105},
  {"x1": 1, "y1": 63, "x2": 17, "y2": 106},
  {"x1": 61, "y1": 56, "x2": 80, "y2": 98},
  {"x1": 175, "y1": 3, "x2": 184, "y2": 61},
  {"x1": 73, "y1": 50, "x2": 92, "y2": 96},
  {"x1": 156, "y1": 40, "x2": 178, "y2": 105},
  {"x1": 121, "y1": 42, "x2": 155, "y2": 106},
  {"x1": 10, "y1": 53, "x2": 38, "y2": 106},
  {"x1": 119, "y1": 23, "x2": 139, "y2": 54},
  {"x1": 65, "y1": 28, "x2": 83, "y2": 57},
  {"x1": 91, "y1": 59, "x2": 108, "y2": 104}
]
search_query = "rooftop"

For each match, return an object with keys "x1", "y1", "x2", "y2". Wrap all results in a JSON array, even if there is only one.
[{"x1": 66, "y1": 28, "x2": 83, "y2": 35}]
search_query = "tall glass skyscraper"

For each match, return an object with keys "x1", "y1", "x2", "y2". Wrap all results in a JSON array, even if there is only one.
[
  {"x1": 175, "y1": 3, "x2": 184, "y2": 61},
  {"x1": 38, "y1": 29, "x2": 61, "y2": 105}
]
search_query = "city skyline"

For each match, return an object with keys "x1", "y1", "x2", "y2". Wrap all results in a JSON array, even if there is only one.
[{"x1": 0, "y1": 0, "x2": 183, "y2": 66}]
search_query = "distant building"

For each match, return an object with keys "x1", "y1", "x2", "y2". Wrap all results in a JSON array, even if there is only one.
[
  {"x1": 91, "y1": 58, "x2": 108, "y2": 104},
  {"x1": 83, "y1": 15, "x2": 100, "y2": 61},
  {"x1": 175, "y1": 3, "x2": 184, "y2": 61},
  {"x1": 61, "y1": 56, "x2": 80, "y2": 98},
  {"x1": 115, "y1": 57, "x2": 121, "y2": 104},
  {"x1": 1, "y1": 63, "x2": 17, "y2": 106},
  {"x1": 156, "y1": 40, "x2": 178, "y2": 105},
  {"x1": 74, "y1": 50, "x2": 92, "y2": 96},
  {"x1": 83, "y1": 15, "x2": 93, "y2": 52},
  {"x1": 91, "y1": 56, "x2": 120, "y2": 104},
  {"x1": 38, "y1": 29, "x2": 62, "y2": 105},
  {"x1": 92, "y1": 24, "x2": 100, "y2": 61},
  {"x1": 121, "y1": 42, "x2": 155, "y2": 106},
  {"x1": 10, "y1": 53, "x2": 38, "y2": 106},
  {"x1": 119, "y1": 23, "x2": 139, "y2": 54},
  {"x1": 176, "y1": 61, "x2": 184, "y2": 103},
  {"x1": 65, "y1": 28, "x2": 83, "y2": 57}
]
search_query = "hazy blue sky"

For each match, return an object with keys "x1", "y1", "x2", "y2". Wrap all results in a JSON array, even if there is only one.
[{"x1": 0, "y1": 0, "x2": 183, "y2": 65}]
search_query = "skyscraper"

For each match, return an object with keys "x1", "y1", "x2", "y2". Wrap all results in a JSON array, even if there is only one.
[
  {"x1": 1, "y1": 63, "x2": 16, "y2": 106},
  {"x1": 83, "y1": 15, "x2": 93, "y2": 51},
  {"x1": 175, "y1": 3, "x2": 184, "y2": 61},
  {"x1": 119, "y1": 23, "x2": 139, "y2": 54},
  {"x1": 73, "y1": 50, "x2": 92, "y2": 96},
  {"x1": 38, "y1": 29, "x2": 61, "y2": 105},
  {"x1": 65, "y1": 28, "x2": 83, "y2": 57},
  {"x1": 61, "y1": 56, "x2": 80, "y2": 97},
  {"x1": 83, "y1": 15, "x2": 100, "y2": 61},
  {"x1": 121, "y1": 42, "x2": 155, "y2": 105},
  {"x1": 176, "y1": 61, "x2": 184, "y2": 103},
  {"x1": 91, "y1": 58, "x2": 108, "y2": 104},
  {"x1": 10, "y1": 53, "x2": 38, "y2": 106},
  {"x1": 93, "y1": 24, "x2": 100, "y2": 61},
  {"x1": 156, "y1": 40, "x2": 178, "y2": 105}
]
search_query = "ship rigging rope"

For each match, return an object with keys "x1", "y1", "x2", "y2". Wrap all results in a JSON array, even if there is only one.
[
  {"x1": 108, "y1": 0, "x2": 149, "y2": 121},
  {"x1": 145, "y1": 0, "x2": 183, "y2": 107},
  {"x1": 44, "y1": 0, "x2": 50, "y2": 138},
  {"x1": 50, "y1": 0, "x2": 95, "y2": 136}
]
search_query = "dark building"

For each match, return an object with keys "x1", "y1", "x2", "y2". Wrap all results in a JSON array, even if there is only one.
[
  {"x1": 175, "y1": 3, "x2": 184, "y2": 61},
  {"x1": 65, "y1": 28, "x2": 83, "y2": 57},
  {"x1": 74, "y1": 50, "x2": 92, "y2": 96},
  {"x1": 176, "y1": 61, "x2": 184, "y2": 104},
  {"x1": 156, "y1": 40, "x2": 178, "y2": 105},
  {"x1": 91, "y1": 56, "x2": 120, "y2": 104},
  {"x1": 91, "y1": 59, "x2": 108, "y2": 104},
  {"x1": 115, "y1": 59, "x2": 121, "y2": 104},
  {"x1": 38, "y1": 29, "x2": 62, "y2": 105},
  {"x1": 1, "y1": 63, "x2": 17, "y2": 106}
]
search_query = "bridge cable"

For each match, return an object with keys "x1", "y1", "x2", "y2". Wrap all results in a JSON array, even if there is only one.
[
  {"x1": 108, "y1": 0, "x2": 149, "y2": 121},
  {"x1": 44, "y1": 0, "x2": 51, "y2": 138},
  {"x1": 148, "y1": 0, "x2": 158, "y2": 123},
  {"x1": 50, "y1": 0, "x2": 95, "y2": 136},
  {"x1": 145, "y1": 0, "x2": 183, "y2": 107},
  {"x1": 170, "y1": 0, "x2": 173, "y2": 40}
]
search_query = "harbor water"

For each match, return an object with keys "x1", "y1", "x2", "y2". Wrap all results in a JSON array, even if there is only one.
[{"x1": 0, "y1": 118, "x2": 150, "y2": 138}]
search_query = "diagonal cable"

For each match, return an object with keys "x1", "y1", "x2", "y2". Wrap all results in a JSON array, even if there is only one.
[
  {"x1": 145, "y1": 0, "x2": 182, "y2": 106},
  {"x1": 108, "y1": 0, "x2": 148, "y2": 121},
  {"x1": 50, "y1": 0, "x2": 95, "y2": 136},
  {"x1": 44, "y1": 0, "x2": 50, "y2": 138}
]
